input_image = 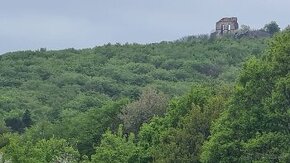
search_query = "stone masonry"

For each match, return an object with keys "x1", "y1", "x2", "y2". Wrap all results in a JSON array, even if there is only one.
[{"x1": 216, "y1": 17, "x2": 239, "y2": 35}]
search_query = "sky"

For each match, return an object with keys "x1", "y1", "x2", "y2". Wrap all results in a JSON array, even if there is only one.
[{"x1": 0, "y1": 0, "x2": 290, "y2": 54}]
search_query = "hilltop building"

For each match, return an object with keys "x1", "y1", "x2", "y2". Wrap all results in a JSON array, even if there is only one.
[{"x1": 215, "y1": 17, "x2": 239, "y2": 35}]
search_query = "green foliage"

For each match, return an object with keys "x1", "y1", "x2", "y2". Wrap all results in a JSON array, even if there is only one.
[
  {"x1": 50, "y1": 99, "x2": 128, "y2": 156},
  {"x1": 201, "y1": 30, "x2": 290, "y2": 162},
  {"x1": 4, "y1": 110, "x2": 33, "y2": 133},
  {"x1": 4, "y1": 117, "x2": 24, "y2": 133},
  {"x1": 2, "y1": 134, "x2": 79, "y2": 163},
  {"x1": 0, "y1": 34, "x2": 272, "y2": 160},
  {"x1": 263, "y1": 21, "x2": 281, "y2": 35},
  {"x1": 119, "y1": 87, "x2": 169, "y2": 134},
  {"x1": 22, "y1": 110, "x2": 33, "y2": 128},
  {"x1": 91, "y1": 125, "x2": 139, "y2": 163},
  {"x1": 137, "y1": 84, "x2": 231, "y2": 162}
]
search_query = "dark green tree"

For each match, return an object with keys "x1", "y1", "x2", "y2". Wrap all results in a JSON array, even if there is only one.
[
  {"x1": 201, "y1": 30, "x2": 290, "y2": 163},
  {"x1": 5, "y1": 117, "x2": 24, "y2": 133},
  {"x1": 22, "y1": 110, "x2": 33, "y2": 128},
  {"x1": 263, "y1": 21, "x2": 280, "y2": 35}
]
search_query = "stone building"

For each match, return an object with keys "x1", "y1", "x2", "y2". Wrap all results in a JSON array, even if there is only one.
[{"x1": 216, "y1": 17, "x2": 239, "y2": 35}]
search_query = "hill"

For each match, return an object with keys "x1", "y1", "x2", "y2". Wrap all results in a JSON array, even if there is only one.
[{"x1": 0, "y1": 34, "x2": 276, "y2": 162}]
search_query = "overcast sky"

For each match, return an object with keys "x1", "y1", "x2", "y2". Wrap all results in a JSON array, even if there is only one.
[{"x1": 1, "y1": 0, "x2": 289, "y2": 54}]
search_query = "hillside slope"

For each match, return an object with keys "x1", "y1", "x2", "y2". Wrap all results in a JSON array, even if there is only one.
[
  {"x1": 0, "y1": 35, "x2": 270, "y2": 161},
  {"x1": 0, "y1": 36, "x2": 267, "y2": 120}
]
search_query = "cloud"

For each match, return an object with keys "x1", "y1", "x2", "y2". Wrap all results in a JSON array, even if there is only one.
[
  {"x1": 0, "y1": 16, "x2": 93, "y2": 39},
  {"x1": 0, "y1": 0, "x2": 289, "y2": 54}
]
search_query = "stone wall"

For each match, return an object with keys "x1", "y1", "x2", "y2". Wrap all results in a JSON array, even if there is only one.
[{"x1": 216, "y1": 17, "x2": 239, "y2": 35}]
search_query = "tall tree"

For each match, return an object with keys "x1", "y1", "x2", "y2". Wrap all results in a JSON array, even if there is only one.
[
  {"x1": 91, "y1": 126, "x2": 138, "y2": 163},
  {"x1": 201, "y1": 30, "x2": 290, "y2": 163},
  {"x1": 263, "y1": 21, "x2": 280, "y2": 35},
  {"x1": 119, "y1": 87, "x2": 168, "y2": 134},
  {"x1": 22, "y1": 110, "x2": 33, "y2": 128}
]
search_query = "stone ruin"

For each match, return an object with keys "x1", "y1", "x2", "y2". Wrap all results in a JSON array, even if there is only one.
[
  {"x1": 212, "y1": 17, "x2": 271, "y2": 38},
  {"x1": 215, "y1": 17, "x2": 239, "y2": 35}
]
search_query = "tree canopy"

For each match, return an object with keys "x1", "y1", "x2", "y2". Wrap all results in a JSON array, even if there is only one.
[
  {"x1": 1, "y1": 29, "x2": 288, "y2": 162},
  {"x1": 201, "y1": 30, "x2": 290, "y2": 163}
]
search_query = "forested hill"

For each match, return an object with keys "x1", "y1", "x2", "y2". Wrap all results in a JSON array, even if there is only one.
[
  {"x1": 0, "y1": 36, "x2": 267, "y2": 122},
  {"x1": 1, "y1": 30, "x2": 289, "y2": 162}
]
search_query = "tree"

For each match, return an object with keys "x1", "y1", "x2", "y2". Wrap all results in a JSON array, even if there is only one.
[
  {"x1": 0, "y1": 28, "x2": 272, "y2": 162},
  {"x1": 22, "y1": 110, "x2": 33, "y2": 128},
  {"x1": 4, "y1": 110, "x2": 33, "y2": 133},
  {"x1": 91, "y1": 126, "x2": 139, "y2": 163},
  {"x1": 51, "y1": 99, "x2": 128, "y2": 157},
  {"x1": 136, "y1": 85, "x2": 231, "y2": 162},
  {"x1": 2, "y1": 134, "x2": 79, "y2": 163},
  {"x1": 5, "y1": 117, "x2": 24, "y2": 133},
  {"x1": 201, "y1": 30, "x2": 290, "y2": 163},
  {"x1": 240, "y1": 25, "x2": 251, "y2": 32},
  {"x1": 118, "y1": 88, "x2": 169, "y2": 134},
  {"x1": 263, "y1": 21, "x2": 280, "y2": 35}
]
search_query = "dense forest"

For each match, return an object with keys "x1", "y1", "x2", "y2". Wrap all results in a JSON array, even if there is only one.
[{"x1": 0, "y1": 24, "x2": 289, "y2": 162}]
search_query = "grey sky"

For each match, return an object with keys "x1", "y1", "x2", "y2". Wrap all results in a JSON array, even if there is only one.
[{"x1": 1, "y1": 0, "x2": 289, "y2": 54}]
